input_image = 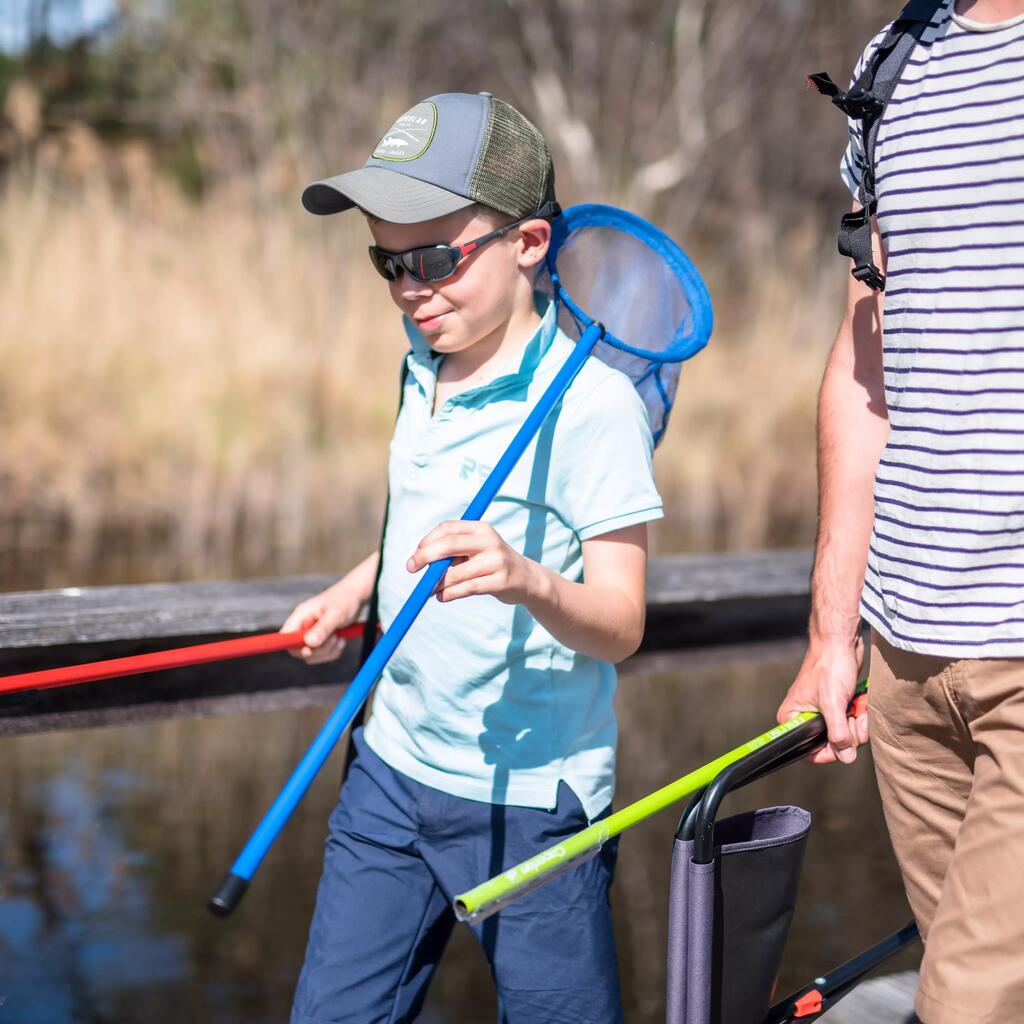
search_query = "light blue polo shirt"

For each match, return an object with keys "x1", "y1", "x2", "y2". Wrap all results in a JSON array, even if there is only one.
[{"x1": 362, "y1": 296, "x2": 663, "y2": 819}]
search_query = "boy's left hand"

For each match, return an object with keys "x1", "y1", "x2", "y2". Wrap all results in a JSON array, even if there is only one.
[{"x1": 407, "y1": 521, "x2": 535, "y2": 605}]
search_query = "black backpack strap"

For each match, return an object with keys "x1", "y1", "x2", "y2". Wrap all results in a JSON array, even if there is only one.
[
  {"x1": 341, "y1": 354, "x2": 411, "y2": 778},
  {"x1": 808, "y1": 0, "x2": 944, "y2": 291}
]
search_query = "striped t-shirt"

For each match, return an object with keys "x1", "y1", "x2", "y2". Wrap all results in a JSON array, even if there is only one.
[{"x1": 841, "y1": 0, "x2": 1024, "y2": 657}]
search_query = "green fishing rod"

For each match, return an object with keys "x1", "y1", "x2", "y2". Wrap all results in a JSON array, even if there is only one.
[{"x1": 454, "y1": 681, "x2": 868, "y2": 924}]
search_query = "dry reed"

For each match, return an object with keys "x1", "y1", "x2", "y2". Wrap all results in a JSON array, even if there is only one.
[{"x1": 0, "y1": 176, "x2": 842, "y2": 591}]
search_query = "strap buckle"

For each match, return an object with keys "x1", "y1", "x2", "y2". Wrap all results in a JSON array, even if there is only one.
[
  {"x1": 805, "y1": 73, "x2": 882, "y2": 120},
  {"x1": 834, "y1": 85, "x2": 883, "y2": 120},
  {"x1": 839, "y1": 207, "x2": 885, "y2": 292},
  {"x1": 851, "y1": 262, "x2": 886, "y2": 291}
]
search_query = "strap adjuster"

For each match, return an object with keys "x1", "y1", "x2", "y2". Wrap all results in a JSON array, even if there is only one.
[
  {"x1": 835, "y1": 85, "x2": 883, "y2": 120},
  {"x1": 839, "y1": 207, "x2": 885, "y2": 291},
  {"x1": 851, "y1": 262, "x2": 886, "y2": 291},
  {"x1": 806, "y1": 73, "x2": 882, "y2": 120}
]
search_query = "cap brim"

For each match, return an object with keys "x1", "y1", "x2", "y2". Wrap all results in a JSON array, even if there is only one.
[{"x1": 301, "y1": 167, "x2": 475, "y2": 223}]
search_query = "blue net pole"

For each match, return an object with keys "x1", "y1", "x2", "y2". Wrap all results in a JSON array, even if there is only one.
[{"x1": 208, "y1": 321, "x2": 605, "y2": 916}]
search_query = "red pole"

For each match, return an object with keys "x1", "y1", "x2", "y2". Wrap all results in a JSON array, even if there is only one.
[{"x1": 0, "y1": 622, "x2": 370, "y2": 696}]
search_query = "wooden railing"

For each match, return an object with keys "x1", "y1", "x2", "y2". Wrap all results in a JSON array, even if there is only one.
[{"x1": 0, "y1": 549, "x2": 814, "y2": 736}]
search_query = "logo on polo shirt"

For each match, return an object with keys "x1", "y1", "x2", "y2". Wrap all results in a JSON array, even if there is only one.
[
  {"x1": 459, "y1": 456, "x2": 493, "y2": 481},
  {"x1": 372, "y1": 101, "x2": 438, "y2": 162}
]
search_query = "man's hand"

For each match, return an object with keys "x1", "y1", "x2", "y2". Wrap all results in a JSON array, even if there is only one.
[
  {"x1": 777, "y1": 637, "x2": 869, "y2": 764},
  {"x1": 407, "y1": 521, "x2": 535, "y2": 605}
]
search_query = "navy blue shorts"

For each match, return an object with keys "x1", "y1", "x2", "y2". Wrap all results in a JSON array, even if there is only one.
[{"x1": 290, "y1": 728, "x2": 622, "y2": 1024}]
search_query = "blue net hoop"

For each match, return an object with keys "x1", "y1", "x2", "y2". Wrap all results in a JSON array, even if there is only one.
[{"x1": 539, "y1": 203, "x2": 713, "y2": 445}]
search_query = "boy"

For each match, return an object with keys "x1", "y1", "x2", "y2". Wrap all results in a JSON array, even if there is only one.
[{"x1": 283, "y1": 92, "x2": 662, "y2": 1024}]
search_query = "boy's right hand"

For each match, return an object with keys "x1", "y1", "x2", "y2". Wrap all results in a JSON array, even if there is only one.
[{"x1": 280, "y1": 584, "x2": 364, "y2": 665}]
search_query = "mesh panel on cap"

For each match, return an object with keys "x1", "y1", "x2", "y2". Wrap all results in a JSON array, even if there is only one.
[{"x1": 469, "y1": 98, "x2": 553, "y2": 217}]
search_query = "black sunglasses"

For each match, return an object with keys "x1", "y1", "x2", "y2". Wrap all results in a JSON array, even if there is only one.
[{"x1": 368, "y1": 200, "x2": 561, "y2": 283}]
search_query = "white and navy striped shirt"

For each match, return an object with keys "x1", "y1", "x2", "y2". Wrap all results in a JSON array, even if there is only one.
[{"x1": 841, "y1": 0, "x2": 1024, "y2": 657}]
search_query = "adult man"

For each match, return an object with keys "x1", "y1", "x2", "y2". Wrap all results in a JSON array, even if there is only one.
[{"x1": 777, "y1": 2, "x2": 1024, "y2": 1021}]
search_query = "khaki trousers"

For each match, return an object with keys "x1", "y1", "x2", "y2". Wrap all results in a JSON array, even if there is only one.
[{"x1": 869, "y1": 630, "x2": 1024, "y2": 1024}]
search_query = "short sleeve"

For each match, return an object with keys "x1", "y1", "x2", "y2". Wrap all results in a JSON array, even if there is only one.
[
  {"x1": 840, "y1": 111, "x2": 866, "y2": 200},
  {"x1": 553, "y1": 370, "x2": 663, "y2": 541}
]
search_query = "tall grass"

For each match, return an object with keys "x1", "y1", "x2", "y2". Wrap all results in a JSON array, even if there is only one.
[{"x1": 0, "y1": 177, "x2": 841, "y2": 591}]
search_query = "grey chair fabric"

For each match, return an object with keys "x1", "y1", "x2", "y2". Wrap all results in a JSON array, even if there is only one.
[{"x1": 666, "y1": 805, "x2": 811, "y2": 1024}]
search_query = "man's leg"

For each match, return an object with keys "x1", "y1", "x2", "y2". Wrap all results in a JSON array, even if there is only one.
[
  {"x1": 867, "y1": 632, "x2": 975, "y2": 935},
  {"x1": 291, "y1": 730, "x2": 455, "y2": 1024},
  {"x1": 914, "y1": 653, "x2": 1024, "y2": 1024}
]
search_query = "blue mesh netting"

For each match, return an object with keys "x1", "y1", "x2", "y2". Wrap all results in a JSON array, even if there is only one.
[{"x1": 537, "y1": 204, "x2": 713, "y2": 445}]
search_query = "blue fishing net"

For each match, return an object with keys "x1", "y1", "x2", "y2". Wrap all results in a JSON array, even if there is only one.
[{"x1": 537, "y1": 204, "x2": 713, "y2": 445}]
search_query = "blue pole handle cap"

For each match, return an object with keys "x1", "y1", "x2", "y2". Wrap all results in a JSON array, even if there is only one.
[{"x1": 208, "y1": 871, "x2": 249, "y2": 918}]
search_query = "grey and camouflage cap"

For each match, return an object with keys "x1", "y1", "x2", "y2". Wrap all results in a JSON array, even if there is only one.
[{"x1": 301, "y1": 92, "x2": 556, "y2": 223}]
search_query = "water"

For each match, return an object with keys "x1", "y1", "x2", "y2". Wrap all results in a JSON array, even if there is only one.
[{"x1": 0, "y1": 649, "x2": 915, "y2": 1023}]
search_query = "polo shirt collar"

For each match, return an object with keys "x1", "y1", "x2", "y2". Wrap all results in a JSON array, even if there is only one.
[{"x1": 401, "y1": 293, "x2": 560, "y2": 408}]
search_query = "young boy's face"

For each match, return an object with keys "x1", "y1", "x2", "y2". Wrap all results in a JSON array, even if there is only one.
[{"x1": 366, "y1": 206, "x2": 550, "y2": 355}]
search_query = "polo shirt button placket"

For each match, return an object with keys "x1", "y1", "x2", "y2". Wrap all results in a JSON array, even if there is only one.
[{"x1": 412, "y1": 401, "x2": 454, "y2": 469}]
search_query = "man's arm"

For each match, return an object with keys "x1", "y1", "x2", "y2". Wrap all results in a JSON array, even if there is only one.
[{"x1": 777, "y1": 206, "x2": 888, "y2": 764}]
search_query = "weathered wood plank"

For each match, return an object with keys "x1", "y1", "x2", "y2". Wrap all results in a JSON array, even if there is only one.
[
  {"x1": 0, "y1": 637, "x2": 810, "y2": 738},
  {"x1": 646, "y1": 548, "x2": 813, "y2": 604},
  {"x1": 0, "y1": 549, "x2": 814, "y2": 649},
  {"x1": 0, "y1": 550, "x2": 817, "y2": 736},
  {"x1": 0, "y1": 575, "x2": 338, "y2": 648},
  {"x1": 0, "y1": 632, "x2": 361, "y2": 736}
]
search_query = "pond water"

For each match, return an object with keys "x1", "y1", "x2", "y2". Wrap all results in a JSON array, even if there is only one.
[{"x1": 0, "y1": 647, "x2": 915, "y2": 1023}]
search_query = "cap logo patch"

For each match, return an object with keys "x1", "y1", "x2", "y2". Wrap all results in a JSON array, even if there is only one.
[{"x1": 372, "y1": 101, "x2": 438, "y2": 162}]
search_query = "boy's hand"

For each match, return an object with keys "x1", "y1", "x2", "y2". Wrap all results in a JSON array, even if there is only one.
[
  {"x1": 407, "y1": 521, "x2": 535, "y2": 605},
  {"x1": 280, "y1": 584, "x2": 364, "y2": 664}
]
